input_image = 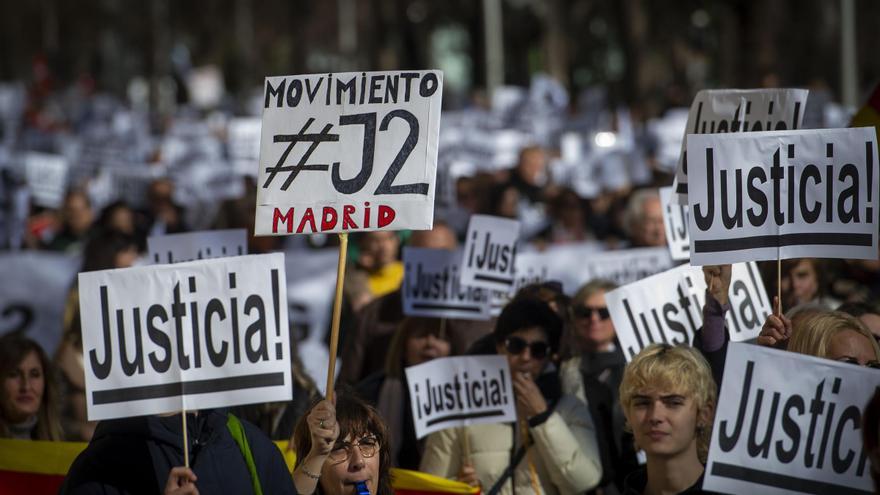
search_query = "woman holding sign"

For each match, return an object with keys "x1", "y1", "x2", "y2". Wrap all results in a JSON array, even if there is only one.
[
  {"x1": 419, "y1": 297, "x2": 602, "y2": 495},
  {"x1": 292, "y1": 394, "x2": 393, "y2": 495},
  {"x1": 619, "y1": 344, "x2": 718, "y2": 495}
]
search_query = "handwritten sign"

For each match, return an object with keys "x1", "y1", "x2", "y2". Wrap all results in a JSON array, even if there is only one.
[{"x1": 255, "y1": 70, "x2": 443, "y2": 235}]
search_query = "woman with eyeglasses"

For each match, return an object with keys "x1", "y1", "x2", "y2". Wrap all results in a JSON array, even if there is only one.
[
  {"x1": 559, "y1": 279, "x2": 638, "y2": 493},
  {"x1": 292, "y1": 394, "x2": 393, "y2": 495},
  {"x1": 420, "y1": 297, "x2": 602, "y2": 495}
]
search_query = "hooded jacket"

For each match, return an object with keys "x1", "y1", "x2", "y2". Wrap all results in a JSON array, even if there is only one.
[{"x1": 60, "y1": 409, "x2": 295, "y2": 495}]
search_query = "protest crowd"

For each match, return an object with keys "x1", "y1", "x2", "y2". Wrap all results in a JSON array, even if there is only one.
[{"x1": 1, "y1": 44, "x2": 880, "y2": 495}]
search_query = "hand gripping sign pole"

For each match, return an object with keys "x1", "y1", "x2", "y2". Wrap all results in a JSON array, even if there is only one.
[{"x1": 325, "y1": 233, "x2": 349, "y2": 401}]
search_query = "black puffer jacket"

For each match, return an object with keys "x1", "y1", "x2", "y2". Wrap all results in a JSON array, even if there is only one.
[{"x1": 60, "y1": 409, "x2": 295, "y2": 495}]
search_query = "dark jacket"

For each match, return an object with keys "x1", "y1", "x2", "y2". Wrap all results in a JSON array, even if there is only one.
[
  {"x1": 60, "y1": 409, "x2": 295, "y2": 495},
  {"x1": 622, "y1": 467, "x2": 720, "y2": 494}
]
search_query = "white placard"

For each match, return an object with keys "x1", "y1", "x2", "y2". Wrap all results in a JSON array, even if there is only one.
[
  {"x1": 460, "y1": 215, "x2": 521, "y2": 291},
  {"x1": 255, "y1": 70, "x2": 443, "y2": 235},
  {"x1": 148, "y1": 229, "x2": 248, "y2": 264},
  {"x1": 673, "y1": 88, "x2": 809, "y2": 204},
  {"x1": 687, "y1": 127, "x2": 880, "y2": 265},
  {"x1": 606, "y1": 262, "x2": 771, "y2": 361},
  {"x1": 78, "y1": 253, "x2": 291, "y2": 421},
  {"x1": 25, "y1": 152, "x2": 69, "y2": 208},
  {"x1": 660, "y1": 186, "x2": 690, "y2": 261},
  {"x1": 405, "y1": 355, "x2": 516, "y2": 439},
  {"x1": 402, "y1": 247, "x2": 491, "y2": 320},
  {"x1": 228, "y1": 117, "x2": 262, "y2": 177},
  {"x1": 705, "y1": 343, "x2": 880, "y2": 495},
  {"x1": 0, "y1": 252, "x2": 80, "y2": 354}
]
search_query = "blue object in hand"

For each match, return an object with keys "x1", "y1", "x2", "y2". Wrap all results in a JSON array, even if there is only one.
[{"x1": 355, "y1": 481, "x2": 370, "y2": 495}]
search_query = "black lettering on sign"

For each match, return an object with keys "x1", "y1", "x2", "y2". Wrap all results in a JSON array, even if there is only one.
[
  {"x1": 0, "y1": 304, "x2": 35, "y2": 335},
  {"x1": 262, "y1": 118, "x2": 339, "y2": 190},
  {"x1": 332, "y1": 113, "x2": 377, "y2": 194},
  {"x1": 715, "y1": 359, "x2": 873, "y2": 493},
  {"x1": 374, "y1": 110, "x2": 427, "y2": 195},
  {"x1": 691, "y1": 139, "x2": 876, "y2": 252}
]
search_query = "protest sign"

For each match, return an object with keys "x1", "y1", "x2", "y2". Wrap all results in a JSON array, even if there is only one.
[
  {"x1": 606, "y1": 262, "x2": 771, "y2": 361},
  {"x1": 460, "y1": 215, "x2": 520, "y2": 292},
  {"x1": 687, "y1": 127, "x2": 880, "y2": 265},
  {"x1": 0, "y1": 252, "x2": 79, "y2": 354},
  {"x1": 24, "y1": 153, "x2": 69, "y2": 209},
  {"x1": 228, "y1": 117, "x2": 262, "y2": 176},
  {"x1": 148, "y1": 229, "x2": 247, "y2": 264},
  {"x1": 255, "y1": 70, "x2": 443, "y2": 235},
  {"x1": 704, "y1": 343, "x2": 880, "y2": 495},
  {"x1": 659, "y1": 186, "x2": 690, "y2": 261},
  {"x1": 402, "y1": 247, "x2": 491, "y2": 320},
  {"x1": 673, "y1": 89, "x2": 809, "y2": 204},
  {"x1": 78, "y1": 253, "x2": 291, "y2": 420},
  {"x1": 405, "y1": 355, "x2": 516, "y2": 439}
]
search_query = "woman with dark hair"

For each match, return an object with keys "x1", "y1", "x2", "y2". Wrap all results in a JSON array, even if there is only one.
[
  {"x1": 0, "y1": 334, "x2": 62, "y2": 440},
  {"x1": 355, "y1": 317, "x2": 452, "y2": 469},
  {"x1": 420, "y1": 297, "x2": 602, "y2": 494},
  {"x1": 292, "y1": 394, "x2": 393, "y2": 495}
]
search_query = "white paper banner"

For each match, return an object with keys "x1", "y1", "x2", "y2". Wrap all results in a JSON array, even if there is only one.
[
  {"x1": 660, "y1": 186, "x2": 690, "y2": 261},
  {"x1": 687, "y1": 127, "x2": 880, "y2": 265},
  {"x1": 606, "y1": 262, "x2": 771, "y2": 361},
  {"x1": 402, "y1": 247, "x2": 491, "y2": 320},
  {"x1": 460, "y1": 215, "x2": 521, "y2": 292},
  {"x1": 228, "y1": 117, "x2": 262, "y2": 177},
  {"x1": 78, "y1": 253, "x2": 291, "y2": 420},
  {"x1": 673, "y1": 88, "x2": 809, "y2": 204},
  {"x1": 405, "y1": 355, "x2": 516, "y2": 439},
  {"x1": 148, "y1": 229, "x2": 248, "y2": 264},
  {"x1": 25, "y1": 152, "x2": 69, "y2": 209},
  {"x1": 255, "y1": 70, "x2": 443, "y2": 235},
  {"x1": 705, "y1": 343, "x2": 880, "y2": 495},
  {"x1": 0, "y1": 252, "x2": 80, "y2": 354}
]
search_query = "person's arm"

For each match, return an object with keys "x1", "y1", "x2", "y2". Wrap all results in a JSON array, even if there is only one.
[
  {"x1": 292, "y1": 400, "x2": 339, "y2": 495},
  {"x1": 699, "y1": 265, "x2": 732, "y2": 353},
  {"x1": 528, "y1": 395, "x2": 603, "y2": 493}
]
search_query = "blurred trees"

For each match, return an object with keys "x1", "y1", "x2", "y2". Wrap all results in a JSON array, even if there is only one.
[{"x1": 1, "y1": 0, "x2": 879, "y2": 115}]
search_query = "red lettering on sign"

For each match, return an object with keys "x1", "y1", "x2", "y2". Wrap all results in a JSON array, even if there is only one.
[
  {"x1": 321, "y1": 207, "x2": 338, "y2": 231},
  {"x1": 342, "y1": 205, "x2": 358, "y2": 230},
  {"x1": 377, "y1": 205, "x2": 396, "y2": 228},
  {"x1": 273, "y1": 208, "x2": 294, "y2": 233},
  {"x1": 297, "y1": 207, "x2": 317, "y2": 233}
]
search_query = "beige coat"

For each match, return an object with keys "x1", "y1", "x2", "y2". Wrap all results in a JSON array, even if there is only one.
[{"x1": 419, "y1": 394, "x2": 602, "y2": 495}]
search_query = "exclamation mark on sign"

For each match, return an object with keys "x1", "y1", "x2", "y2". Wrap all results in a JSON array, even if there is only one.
[
  {"x1": 271, "y1": 268, "x2": 283, "y2": 359},
  {"x1": 867, "y1": 141, "x2": 875, "y2": 219}
]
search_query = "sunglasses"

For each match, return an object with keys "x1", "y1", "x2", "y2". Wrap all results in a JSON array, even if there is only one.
[
  {"x1": 504, "y1": 336, "x2": 550, "y2": 359},
  {"x1": 572, "y1": 305, "x2": 610, "y2": 320}
]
